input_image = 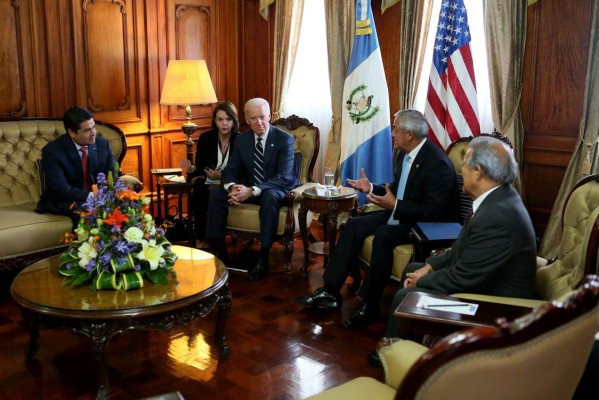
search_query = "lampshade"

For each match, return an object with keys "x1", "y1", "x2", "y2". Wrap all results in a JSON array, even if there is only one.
[{"x1": 160, "y1": 59, "x2": 217, "y2": 106}]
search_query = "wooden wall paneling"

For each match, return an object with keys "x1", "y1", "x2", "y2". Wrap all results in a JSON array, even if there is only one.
[
  {"x1": 120, "y1": 133, "x2": 148, "y2": 188},
  {"x1": 521, "y1": 0, "x2": 592, "y2": 236},
  {"x1": 217, "y1": 0, "x2": 241, "y2": 108},
  {"x1": 163, "y1": 0, "x2": 216, "y2": 132},
  {"x1": 239, "y1": 0, "x2": 273, "y2": 126},
  {"x1": 0, "y1": 0, "x2": 30, "y2": 118},
  {"x1": 146, "y1": 1, "x2": 163, "y2": 131},
  {"x1": 70, "y1": 0, "x2": 148, "y2": 132},
  {"x1": 40, "y1": 0, "x2": 77, "y2": 116},
  {"x1": 373, "y1": 0, "x2": 400, "y2": 118}
]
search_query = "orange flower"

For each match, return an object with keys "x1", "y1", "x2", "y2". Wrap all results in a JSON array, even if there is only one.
[
  {"x1": 92, "y1": 184, "x2": 98, "y2": 197},
  {"x1": 118, "y1": 189, "x2": 141, "y2": 201},
  {"x1": 103, "y1": 208, "x2": 129, "y2": 229}
]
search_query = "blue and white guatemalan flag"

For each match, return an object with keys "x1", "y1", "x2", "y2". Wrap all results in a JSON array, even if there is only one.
[{"x1": 339, "y1": 0, "x2": 393, "y2": 204}]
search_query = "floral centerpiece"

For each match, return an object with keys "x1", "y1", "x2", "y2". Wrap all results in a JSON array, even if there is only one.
[{"x1": 59, "y1": 169, "x2": 177, "y2": 291}]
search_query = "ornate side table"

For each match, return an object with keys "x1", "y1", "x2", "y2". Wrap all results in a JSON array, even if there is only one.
[{"x1": 298, "y1": 186, "x2": 357, "y2": 274}]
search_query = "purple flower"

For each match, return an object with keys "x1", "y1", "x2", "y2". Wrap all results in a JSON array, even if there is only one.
[
  {"x1": 86, "y1": 259, "x2": 97, "y2": 271},
  {"x1": 97, "y1": 173, "x2": 107, "y2": 184},
  {"x1": 100, "y1": 252, "x2": 111, "y2": 265}
]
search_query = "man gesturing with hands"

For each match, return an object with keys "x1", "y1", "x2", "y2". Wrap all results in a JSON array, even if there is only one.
[{"x1": 294, "y1": 109, "x2": 459, "y2": 329}]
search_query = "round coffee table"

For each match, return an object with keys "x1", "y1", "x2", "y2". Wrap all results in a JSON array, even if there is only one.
[{"x1": 10, "y1": 245, "x2": 231, "y2": 400}]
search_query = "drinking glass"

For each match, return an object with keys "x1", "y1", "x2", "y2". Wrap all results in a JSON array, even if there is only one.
[{"x1": 324, "y1": 166, "x2": 335, "y2": 189}]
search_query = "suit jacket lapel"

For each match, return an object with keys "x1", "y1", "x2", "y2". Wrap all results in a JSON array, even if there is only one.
[
  {"x1": 263, "y1": 126, "x2": 275, "y2": 167},
  {"x1": 88, "y1": 144, "x2": 98, "y2": 182},
  {"x1": 404, "y1": 140, "x2": 429, "y2": 190}
]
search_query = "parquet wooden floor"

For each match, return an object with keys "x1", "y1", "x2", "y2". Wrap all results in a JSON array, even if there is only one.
[{"x1": 0, "y1": 233, "x2": 399, "y2": 400}]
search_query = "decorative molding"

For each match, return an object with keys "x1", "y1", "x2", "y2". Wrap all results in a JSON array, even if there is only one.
[
  {"x1": 82, "y1": 0, "x2": 131, "y2": 112},
  {"x1": 174, "y1": 4, "x2": 211, "y2": 63}
]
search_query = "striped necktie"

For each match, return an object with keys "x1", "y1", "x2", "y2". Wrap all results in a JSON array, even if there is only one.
[
  {"x1": 80, "y1": 146, "x2": 92, "y2": 190},
  {"x1": 254, "y1": 137, "x2": 264, "y2": 184}
]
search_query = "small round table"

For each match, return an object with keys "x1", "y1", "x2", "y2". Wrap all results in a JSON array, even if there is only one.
[
  {"x1": 10, "y1": 245, "x2": 231, "y2": 400},
  {"x1": 298, "y1": 186, "x2": 357, "y2": 274}
]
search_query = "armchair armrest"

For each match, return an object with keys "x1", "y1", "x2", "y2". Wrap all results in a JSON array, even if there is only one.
[
  {"x1": 451, "y1": 293, "x2": 546, "y2": 309},
  {"x1": 357, "y1": 203, "x2": 385, "y2": 215},
  {"x1": 119, "y1": 173, "x2": 144, "y2": 192},
  {"x1": 379, "y1": 339, "x2": 428, "y2": 390}
]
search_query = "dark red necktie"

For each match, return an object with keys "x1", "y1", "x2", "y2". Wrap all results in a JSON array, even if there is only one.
[
  {"x1": 80, "y1": 147, "x2": 92, "y2": 190},
  {"x1": 466, "y1": 209, "x2": 474, "y2": 224}
]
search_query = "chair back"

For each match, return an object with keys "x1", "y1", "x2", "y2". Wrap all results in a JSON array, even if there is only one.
[
  {"x1": 445, "y1": 132, "x2": 512, "y2": 224},
  {"x1": 395, "y1": 275, "x2": 599, "y2": 400},
  {"x1": 272, "y1": 115, "x2": 320, "y2": 184},
  {"x1": 536, "y1": 174, "x2": 599, "y2": 300}
]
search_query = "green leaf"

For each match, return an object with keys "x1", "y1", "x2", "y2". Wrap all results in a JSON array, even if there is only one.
[
  {"x1": 58, "y1": 264, "x2": 81, "y2": 276},
  {"x1": 146, "y1": 268, "x2": 168, "y2": 285},
  {"x1": 71, "y1": 273, "x2": 92, "y2": 287},
  {"x1": 59, "y1": 251, "x2": 77, "y2": 264}
]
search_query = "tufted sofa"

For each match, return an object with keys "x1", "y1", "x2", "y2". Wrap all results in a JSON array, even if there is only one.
[{"x1": 0, "y1": 119, "x2": 136, "y2": 279}]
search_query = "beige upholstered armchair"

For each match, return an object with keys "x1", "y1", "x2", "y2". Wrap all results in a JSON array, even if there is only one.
[
  {"x1": 224, "y1": 115, "x2": 319, "y2": 272},
  {"x1": 453, "y1": 173, "x2": 599, "y2": 308},
  {"x1": 305, "y1": 275, "x2": 599, "y2": 400}
]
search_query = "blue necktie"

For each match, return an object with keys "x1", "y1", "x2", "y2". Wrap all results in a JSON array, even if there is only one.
[
  {"x1": 388, "y1": 155, "x2": 411, "y2": 225},
  {"x1": 254, "y1": 137, "x2": 264, "y2": 184}
]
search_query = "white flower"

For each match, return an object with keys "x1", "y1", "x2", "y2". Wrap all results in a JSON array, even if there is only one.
[
  {"x1": 78, "y1": 238, "x2": 97, "y2": 268},
  {"x1": 144, "y1": 213, "x2": 153, "y2": 222},
  {"x1": 124, "y1": 226, "x2": 145, "y2": 243},
  {"x1": 136, "y1": 239, "x2": 165, "y2": 270}
]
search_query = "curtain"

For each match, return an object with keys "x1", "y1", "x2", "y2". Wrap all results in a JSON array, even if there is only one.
[
  {"x1": 260, "y1": 0, "x2": 275, "y2": 20},
  {"x1": 324, "y1": 0, "x2": 355, "y2": 169},
  {"x1": 484, "y1": 0, "x2": 527, "y2": 197},
  {"x1": 399, "y1": 0, "x2": 432, "y2": 110},
  {"x1": 540, "y1": 3, "x2": 599, "y2": 257},
  {"x1": 381, "y1": 0, "x2": 400, "y2": 14},
  {"x1": 272, "y1": 0, "x2": 304, "y2": 120}
]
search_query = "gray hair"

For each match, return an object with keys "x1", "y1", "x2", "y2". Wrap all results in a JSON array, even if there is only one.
[
  {"x1": 466, "y1": 136, "x2": 518, "y2": 184},
  {"x1": 394, "y1": 109, "x2": 429, "y2": 139},
  {"x1": 245, "y1": 98, "x2": 270, "y2": 114}
]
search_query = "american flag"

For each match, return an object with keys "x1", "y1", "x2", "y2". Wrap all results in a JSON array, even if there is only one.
[{"x1": 424, "y1": 0, "x2": 480, "y2": 150}]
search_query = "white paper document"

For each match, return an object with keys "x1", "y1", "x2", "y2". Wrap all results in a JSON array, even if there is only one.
[{"x1": 416, "y1": 295, "x2": 479, "y2": 316}]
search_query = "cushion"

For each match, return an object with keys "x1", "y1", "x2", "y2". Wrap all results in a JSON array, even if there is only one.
[
  {"x1": 359, "y1": 235, "x2": 414, "y2": 281},
  {"x1": 0, "y1": 203, "x2": 71, "y2": 259},
  {"x1": 303, "y1": 377, "x2": 396, "y2": 400}
]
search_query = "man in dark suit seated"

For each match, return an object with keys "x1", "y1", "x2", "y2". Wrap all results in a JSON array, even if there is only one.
[
  {"x1": 369, "y1": 135, "x2": 537, "y2": 366},
  {"x1": 294, "y1": 109, "x2": 459, "y2": 328},
  {"x1": 36, "y1": 106, "x2": 115, "y2": 229},
  {"x1": 206, "y1": 98, "x2": 298, "y2": 280}
]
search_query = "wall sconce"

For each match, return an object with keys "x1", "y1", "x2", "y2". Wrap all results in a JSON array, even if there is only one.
[{"x1": 160, "y1": 59, "x2": 217, "y2": 161}]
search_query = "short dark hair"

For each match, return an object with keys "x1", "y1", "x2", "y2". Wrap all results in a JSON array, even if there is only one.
[
  {"x1": 63, "y1": 106, "x2": 93, "y2": 133},
  {"x1": 211, "y1": 101, "x2": 239, "y2": 133}
]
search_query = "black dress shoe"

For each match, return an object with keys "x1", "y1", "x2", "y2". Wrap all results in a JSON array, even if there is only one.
[
  {"x1": 342, "y1": 302, "x2": 378, "y2": 329},
  {"x1": 293, "y1": 287, "x2": 342, "y2": 310},
  {"x1": 248, "y1": 257, "x2": 269, "y2": 280},
  {"x1": 367, "y1": 350, "x2": 382, "y2": 367}
]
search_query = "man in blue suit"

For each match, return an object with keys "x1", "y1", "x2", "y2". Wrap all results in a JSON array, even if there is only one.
[
  {"x1": 295, "y1": 109, "x2": 459, "y2": 328},
  {"x1": 36, "y1": 106, "x2": 115, "y2": 228},
  {"x1": 206, "y1": 98, "x2": 297, "y2": 280}
]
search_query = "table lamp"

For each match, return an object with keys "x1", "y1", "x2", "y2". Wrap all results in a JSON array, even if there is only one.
[{"x1": 160, "y1": 59, "x2": 218, "y2": 161}]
